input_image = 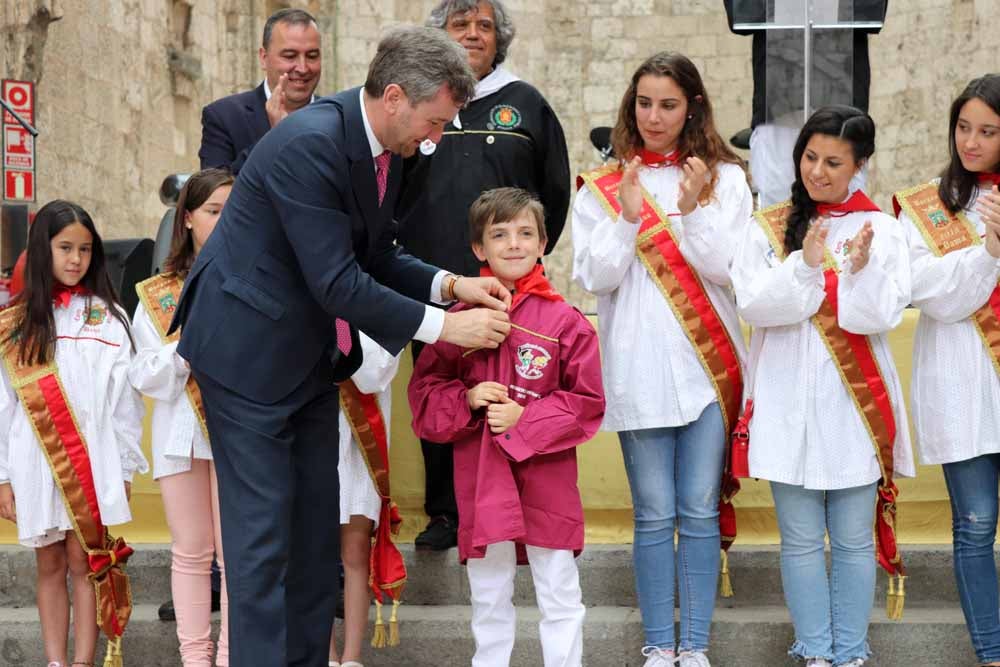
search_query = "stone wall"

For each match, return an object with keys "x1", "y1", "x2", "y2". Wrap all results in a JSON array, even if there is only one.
[{"x1": 2, "y1": 0, "x2": 999, "y2": 308}]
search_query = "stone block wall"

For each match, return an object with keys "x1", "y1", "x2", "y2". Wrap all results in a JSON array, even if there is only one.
[{"x1": 2, "y1": 0, "x2": 999, "y2": 309}]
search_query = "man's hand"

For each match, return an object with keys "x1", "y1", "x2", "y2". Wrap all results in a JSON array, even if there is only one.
[
  {"x1": 618, "y1": 156, "x2": 643, "y2": 224},
  {"x1": 452, "y1": 276, "x2": 512, "y2": 311},
  {"x1": 440, "y1": 309, "x2": 510, "y2": 349},
  {"x1": 847, "y1": 221, "x2": 874, "y2": 274},
  {"x1": 0, "y1": 483, "x2": 15, "y2": 523},
  {"x1": 467, "y1": 381, "x2": 508, "y2": 409},
  {"x1": 487, "y1": 395, "x2": 524, "y2": 434},
  {"x1": 803, "y1": 218, "x2": 830, "y2": 268},
  {"x1": 266, "y1": 73, "x2": 290, "y2": 127},
  {"x1": 677, "y1": 156, "x2": 710, "y2": 216}
]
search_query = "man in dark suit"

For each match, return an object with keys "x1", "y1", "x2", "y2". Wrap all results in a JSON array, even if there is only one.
[
  {"x1": 198, "y1": 7, "x2": 322, "y2": 173},
  {"x1": 172, "y1": 26, "x2": 512, "y2": 667}
]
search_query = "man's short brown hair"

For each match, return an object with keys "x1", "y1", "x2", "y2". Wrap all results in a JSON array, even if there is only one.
[{"x1": 468, "y1": 187, "x2": 546, "y2": 246}]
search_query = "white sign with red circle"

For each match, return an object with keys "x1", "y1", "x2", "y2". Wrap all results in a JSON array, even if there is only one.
[{"x1": 2, "y1": 80, "x2": 34, "y2": 125}]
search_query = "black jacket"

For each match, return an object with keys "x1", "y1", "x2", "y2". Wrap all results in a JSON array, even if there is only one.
[
  {"x1": 397, "y1": 80, "x2": 570, "y2": 277},
  {"x1": 198, "y1": 83, "x2": 270, "y2": 174}
]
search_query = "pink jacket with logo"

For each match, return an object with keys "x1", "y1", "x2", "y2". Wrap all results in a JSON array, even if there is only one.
[{"x1": 408, "y1": 295, "x2": 605, "y2": 563}]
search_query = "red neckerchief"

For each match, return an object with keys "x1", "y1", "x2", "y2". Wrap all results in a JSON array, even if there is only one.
[
  {"x1": 978, "y1": 173, "x2": 1000, "y2": 188},
  {"x1": 52, "y1": 283, "x2": 88, "y2": 309},
  {"x1": 638, "y1": 148, "x2": 680, "y2": 168},
  {"x1": 480, "y1": 263, "x2": 564, "y2": 309},
  {"x1": 815, "y1": 190, "x2": 881, "y2": 218}
]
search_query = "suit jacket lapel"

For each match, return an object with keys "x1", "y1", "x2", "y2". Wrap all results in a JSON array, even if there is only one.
[
  {"x1": 247, "y1": 83, "x2": 270, "y2": 143},
  {"x1": 338, "y1": 88, "x2": 383, "y2": 245}
]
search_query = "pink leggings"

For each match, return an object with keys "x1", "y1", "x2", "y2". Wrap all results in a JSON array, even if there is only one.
[{"x1": 159, "y1": 459, "x2": 229, "y2": 666}]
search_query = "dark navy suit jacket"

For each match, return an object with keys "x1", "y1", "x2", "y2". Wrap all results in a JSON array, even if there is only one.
[
  {"x1": 174, "y1": 87, "x2": 439, "y2": 404},
  {"x1": 199, "y1": 83, "x2": 271, "y2": 173}
]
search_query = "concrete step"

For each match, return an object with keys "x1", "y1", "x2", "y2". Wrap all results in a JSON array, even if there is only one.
[
  {"x1": 0, "y1": 603, "x2": 976, "y2": 666},
  {"x1": 0, "y1": 544, "x2": 979, "y2": 609}
]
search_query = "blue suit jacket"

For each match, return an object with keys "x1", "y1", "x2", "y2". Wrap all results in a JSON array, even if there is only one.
[
  {"x1": 199, "y1": 83, "x2": 270, "y2": 173},
  {"x1": 174, "y1": 87, "x2": 440, "y2": 404}
]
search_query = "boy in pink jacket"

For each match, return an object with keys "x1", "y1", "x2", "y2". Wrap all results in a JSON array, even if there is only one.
[{"x1": 409, "y1": 187, "x2": 605, "y2": 667}]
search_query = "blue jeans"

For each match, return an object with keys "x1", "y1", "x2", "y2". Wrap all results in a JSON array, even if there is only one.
[
  {"x1": 618, "y1": 402, "x2": 725, "y2": 652},
  {"x1": 943, "y1": 454, "x2": 1000, "y2": 663},
  {"x1": 771, "y1": 481, "x2": 876, "y2": 666}
]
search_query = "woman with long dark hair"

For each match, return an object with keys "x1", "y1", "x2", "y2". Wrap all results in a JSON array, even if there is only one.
[
  {"x1": 0, "y1": 200, "x2": 147, "y2": 667},
  {"x1": 732, "y1": 106, "x2": 914, "y2": 667},
  {"x1": 129, "y1": 168, "x2": 233, "y2": 667},
  {"x1": 897, "y1": 74, "x2": 1000, "y2": 667},
  {"x1": 573, "y1": 52, "x2": 752, "y2": 667}
]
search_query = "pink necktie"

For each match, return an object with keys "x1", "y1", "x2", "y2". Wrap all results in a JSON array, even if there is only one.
[
  {"x1": 375, "y1": 150, "x2": 391, "y2": 206},
  {"x1": 336, "y1": 318, "x2": 351, "y2": 356}
]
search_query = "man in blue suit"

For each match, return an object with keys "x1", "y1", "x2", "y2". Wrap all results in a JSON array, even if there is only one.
[
  {"x1": 172, "y1": 26, "x2": 512, "y2": 667},
  {"x1": 198, "y1": 7, "x2": 322, "y2": 173}
]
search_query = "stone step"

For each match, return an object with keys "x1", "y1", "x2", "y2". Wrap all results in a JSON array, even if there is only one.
[
  {"x1": 0, "y1": 544, "x2": 977, "y2": 609},
  {"x1": 0, "y1": 603, "x2": 976, "y2": 666}
]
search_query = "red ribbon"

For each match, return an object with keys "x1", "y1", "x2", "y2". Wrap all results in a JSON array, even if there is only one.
[
  {"x1": 52, "y1": 283, "x2": 88, "y2": 309},
  {"x1": 816, "y1": 190, "x2": 881, "y2": 218},
  {"x1": 480, "y1": 263, "x2": 564, "y2": 309},
  {"x1": 979, "y1": 173, "x2": 1000, "y2": 188},
  {"x1": 88, "y1": 540, "x2": 134, "y2": 577},
  {"x1": 638, "y1": 148, "x2": 680, "y2": 168}
]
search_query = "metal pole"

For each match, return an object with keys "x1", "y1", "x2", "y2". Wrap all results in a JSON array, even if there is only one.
[{"x1": 803, "y1": 0, "x2": 812, "y2": 124}]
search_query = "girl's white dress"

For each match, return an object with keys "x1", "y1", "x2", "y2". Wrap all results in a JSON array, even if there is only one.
[
  {"x1": 0, "y1": 295, "x2": 148, "y2": 547},
  {"x1": 129, "y1": 301, "x2": 211, "y2": 480},
  {"x1": 731, "y1": 206, "x2": 916, "y2": 489},
  {"x1": 904, "y1": 182, "x2": 1000, "y2": 465},
  {"x1": 338, "y1": 333, "x2": 399, "y2": 526}
]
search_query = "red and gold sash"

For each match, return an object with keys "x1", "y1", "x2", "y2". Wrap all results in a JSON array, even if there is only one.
[
  {"x1": 754, "y1": 202, "x2": 907, "y2": 618},
  {"x1": 578, "y1": 163, "x2": 744, "y2": 592},
  {"x1": 0, "y1": 303, "x2": 133, "y2": 664},
  {"x1": 135, "y1": 273, "x2": 209, "y2": 441},
  {"x1": 893, "y1": 183, "x2": 1000, "y2": 376},
  {"x1": 339, "y1": 378, "x2": 405, "y2": 648}
]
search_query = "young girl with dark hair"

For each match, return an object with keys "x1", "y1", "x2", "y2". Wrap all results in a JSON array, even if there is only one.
[
  {"x1": 573, "y1": 52, "x2": 752, "y2": 667},
  {"x1": 732, "y1": 105, "x2": 915, "y2": 667},
  {"x1": 895, "y1": 74, "x2": 1000, "y2": 667},
  {"x1": 129, "y1": 168, "x2": 233, "y2": 666},
  {"x1": 0, "y1": 199, "x2": 148, "y2": 667}
]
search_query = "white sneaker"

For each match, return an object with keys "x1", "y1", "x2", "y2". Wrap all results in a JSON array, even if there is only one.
[
  {"x1": 679, "y1": 652, "x2": 711, "y2": 667},
  {"x1": 837, "y1": 661, "x2": 865, "y2": 667},
  {"x1": 641, "y1": 645, "x2": 678, "y2": 666},
  {"x1": 328, "y1": 662, "x2": 340, "y2": 667},
  {"x1": 806, "y1": 660, "x2": 833, "y2": 667}
]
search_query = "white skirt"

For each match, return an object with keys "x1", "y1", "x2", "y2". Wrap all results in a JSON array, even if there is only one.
[{"x1": 337, "y1": 411, "x2": 381, "y2": 527}]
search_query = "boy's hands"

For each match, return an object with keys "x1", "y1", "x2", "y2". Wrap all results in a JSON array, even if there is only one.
[
  {"x1": 0, "y1": 483, "x2": 15, "y2": 523},
  {"x1": 487, "y1": 395, "x2": 524, "y2": 434},
  {"x1": 467, "y1": 381, "x2": 508, "y2": 409}
]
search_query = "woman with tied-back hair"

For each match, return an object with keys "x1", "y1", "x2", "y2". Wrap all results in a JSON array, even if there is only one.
[
  {"x1": 572, "y1": 51, "x2": 752, "y2": 667},
  {"x1": 894, "y1": 74, "x2": 1000, "y2": 667},
  {"x1": 731, "y1": 105, "x2": 915, "y2": 667}
]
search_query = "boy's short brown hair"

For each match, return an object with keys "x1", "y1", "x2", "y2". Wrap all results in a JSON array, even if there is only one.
[{"x1": 468, "y1": 187, "x2": 546, "y2": 246}]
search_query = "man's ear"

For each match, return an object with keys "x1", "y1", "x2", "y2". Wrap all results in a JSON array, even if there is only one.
[{"x1": 383, "y1": 83, "x2": 405, "y2": 114}]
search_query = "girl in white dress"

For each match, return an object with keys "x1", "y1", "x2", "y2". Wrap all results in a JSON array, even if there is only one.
[
  {"x1": 900, "y1": 74, "x2": 1000, "y2": 667},
  {"x1": 329, "y1": 334, "x2": 399, "y2": 667},
  {"x1": 0, "y1": 200, "x2": 147, "y2": 667},
  {"x1": 129, "y1": 168, "x2": 234, "y2": 667},
  {"x1": 732, "y1": 106, "x2": 914, "y2": 667}
]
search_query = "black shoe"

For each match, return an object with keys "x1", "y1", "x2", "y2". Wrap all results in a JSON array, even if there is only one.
[
  {"x1": 158, "y1": 598, "x2": 175, "y2": 621},
  {"x1": 414, "y1": 515, "x2": 457, "y2": 551},
  {"x1": 158, "y1": 591, "x2": 220, "y2": 621}
]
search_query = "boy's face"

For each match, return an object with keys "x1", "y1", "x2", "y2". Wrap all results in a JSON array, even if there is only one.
[{"x1": 472, "y1": 210, "x2": 546, "y2": 284}]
